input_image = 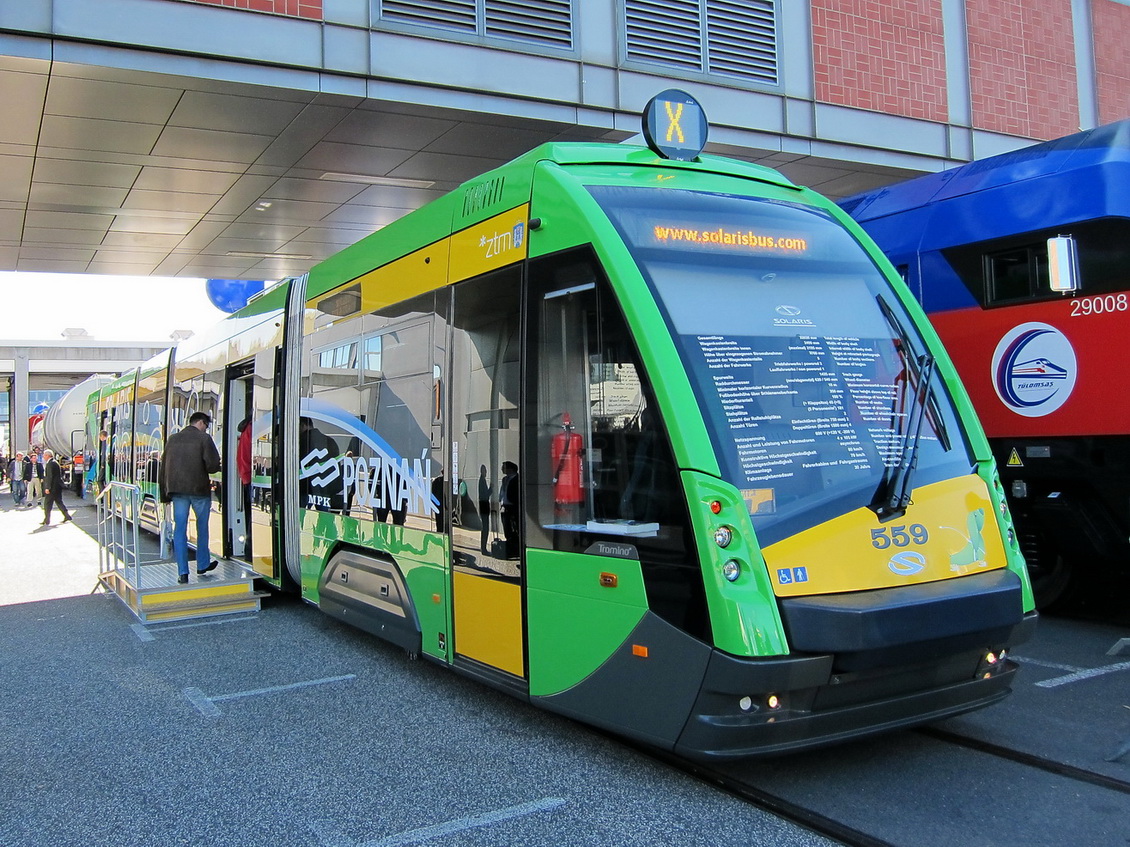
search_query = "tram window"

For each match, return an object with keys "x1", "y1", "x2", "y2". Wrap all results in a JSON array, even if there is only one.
[
  {"x1": 525, "y1": 249, "x2": 691, "y2": 553},
  {"x1": 318, "y1": 342, "x2": 357, "y2": 370},
  {"x1": 302, "y1": 288, "x2": 443, "y2": 526},
  {"x1": 361, "y1": 322, "x2": 431, "y2": 382}
]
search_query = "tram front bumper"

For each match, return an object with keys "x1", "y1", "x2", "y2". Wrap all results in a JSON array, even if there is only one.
[{"x1": 674, "y1": 611, "x2": 1038, "y2": 760}]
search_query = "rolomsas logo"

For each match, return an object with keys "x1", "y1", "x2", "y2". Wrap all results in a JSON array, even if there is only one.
[{"x1": 991, "y1": 322, "x2": 1077, "y2": 417}]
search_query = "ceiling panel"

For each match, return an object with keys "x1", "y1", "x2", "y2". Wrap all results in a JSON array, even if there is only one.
[
  {"x1": 22, "y1": 226, "x2": 107, "y2": 246},
  {"x1": 325, "y1": 110, "x2": 456, "y2": 149},
  {"x1": 293, "y1": 141, "x2": 415, "y2": 177},
  {"x1": 16, "y1": 258, "x2": 92, "y2": 273},
  {"x1": 0, "y1": 71, "x2": 47, "y2": 146},
  {"x1": 44, "y1": 76, "x2": 181, "y2": 124},
  {"x1": 20, "y1": 245, "x2": 96, "y2": 262},
  {"x1": 170, "y1": 91, "x2": 307, "y2": 134},
  {"x1": 100, "y1": 231, "x2": 187, "y2": 250},
  {"x1": 0, "y1": 209, "x2": 27, "y2": 241},
  {"x1": 0, "y1": 155, "x2": 34, "y2": 203},
  {"x1": 262, "y1": 177, "x2": 367, "y2": 204},
  {"x1": 0, "y1": 56, "x2": 925, "y2": 281},
  {"x1": 210, "y1": 220, "x2": 308, "y2": 244},
  {"x1": 232, "y1": 198, "x2": 341, "y2": 225},
  {"x1": 387, "y1": 150, "x2": 507, "y2": 184},
  {"x1": 29, "y1": 182, "x2": 131, "y2": 209},
  {"x1": 151, "y1": 126, "x2": 275, "y2": 164},
  {"x1": 33, "y1": 157, "x2": 142, "y2": 189},
  {"x1": 121, "y1": 188, "x2": 221, "y2": 214},
  {"x1": 108, "y1": 215, "x2": 198, "y2": 236},
  {"x1": 319, "y1": 204, "x2": 418, "y2": 228},
  {"x1": 425, "y1": 122, "x2": 560, "y2": 159},
  {"x1": 132, "y1": 166, "x2": 242, "y2": 195},
  {"x1": 24, "y1": 210, "x2": 115, "y2": 231},
  {"x1": 39, "y1": 114, "x2": 164, "y2": 155}
]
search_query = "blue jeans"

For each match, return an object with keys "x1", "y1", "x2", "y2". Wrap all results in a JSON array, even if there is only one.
[
  {"x1": 11, "y1": 479, "x2": 26, "y2": 505},
  {"x1": 171, "y1": 494, "x2": 213, "y2": 576}
]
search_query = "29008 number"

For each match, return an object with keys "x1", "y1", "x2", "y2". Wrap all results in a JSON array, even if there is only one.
[
  {"x1": 1070, "y1": 294, "x2": 1128, "y2": 317},
  {"x1": 870, "y1": 524, "x2": 929, "y2": 548}
]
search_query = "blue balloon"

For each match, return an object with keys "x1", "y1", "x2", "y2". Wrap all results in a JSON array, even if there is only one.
[{"x1": 206, "y1": 279, "x2": 266, "y2": 313}]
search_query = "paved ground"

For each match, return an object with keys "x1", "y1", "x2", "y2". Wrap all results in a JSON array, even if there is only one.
[
  {"x1": 0, "y1": 485, "x2": 832, "y2": 847},
  {"x1": 0, "y1": 486, "x2": 103, "y2": 604}
]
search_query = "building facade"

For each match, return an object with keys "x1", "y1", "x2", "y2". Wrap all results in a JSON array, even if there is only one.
[{"x1": 1, "y1": 1, "x2": 1128, "y2": 452}]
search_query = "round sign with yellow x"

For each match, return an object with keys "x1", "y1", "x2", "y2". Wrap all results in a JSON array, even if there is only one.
[{"x1": 642, "y1": 89, "x2": 708, "y2": 161}]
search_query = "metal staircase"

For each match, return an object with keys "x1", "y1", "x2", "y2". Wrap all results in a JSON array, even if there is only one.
[{"x1": 97, "y1": 483, "x2": 265, "y2": 622}]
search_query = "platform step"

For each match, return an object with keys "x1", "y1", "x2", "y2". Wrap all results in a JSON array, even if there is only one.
[{"x1": 99, "y1": 559, "x2": 264, "y2": 623}]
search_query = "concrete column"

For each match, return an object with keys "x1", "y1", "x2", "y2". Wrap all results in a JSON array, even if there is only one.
[
  {"x1": 12, "y1": 350, "x2": 29, "y2": 454},
  {"x1": 1072, "y1": 0, "x2": 1098, "y2": 130}
]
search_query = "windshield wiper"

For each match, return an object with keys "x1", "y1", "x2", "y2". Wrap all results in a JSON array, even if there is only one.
[
  {"x1": 873, "y1": 352, "x2": 936, "y2": 519},
  {"x1": 872, "y1": 295, "x2": 941, "y2": 519}
]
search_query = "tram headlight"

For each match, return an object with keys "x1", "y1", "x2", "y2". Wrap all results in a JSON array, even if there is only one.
[
  {"x1": 722, "y1": 559, "x2": 741, "y2": 582},
  {"x1": 713, "y1": 526, "x2": 734, "y2": 548}
]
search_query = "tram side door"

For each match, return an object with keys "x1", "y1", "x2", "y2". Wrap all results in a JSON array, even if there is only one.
[
  {"x1": 223, "y1": 362, "x2": 254, "y2": 565},
  {"x1": 447, "y1": 266, "x2": 526, "y2": 680},
  {"x1": 221, "y1": 354, "x2": 279, "y2": 578}
]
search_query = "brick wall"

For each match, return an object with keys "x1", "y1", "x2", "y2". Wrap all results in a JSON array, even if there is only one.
[
  {"x1": 1091, "y1": 0, "x2": 1130, "y2": 124},
  {"x1": 179, "y1": 0, "x2": 322, "y2": 19},
  {"x1": 811, "y1": 0, "x2": 948, "y2": 122},
  {"x1": 966, "y1": 0, "x2": 1078, "y2": 139}
]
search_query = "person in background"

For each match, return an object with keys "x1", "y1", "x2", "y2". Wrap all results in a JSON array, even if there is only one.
[
  {"x1": 499, "y1": 460, "x2": 521, "y2": 559},
  {"x1": 27, "y1": 448, "x2": 44, "y2": 508},
  {"x1": 236, "y1": 417, "x2": 252, "y2": 490},
  {"x1": 9, "y1": 452, "x2": 26, "y2": 506},
  {"x1": 40, "y1": 449, "x2": 72, "y2": 526},
  {"x1": 20, "y1": 452, "x2": 34, "y2": 508},
  {"x1": 160, "y1": 412, "x2": 221, "y2": 584}
]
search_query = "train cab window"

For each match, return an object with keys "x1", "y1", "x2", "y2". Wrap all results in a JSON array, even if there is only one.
[{"x1": 985, "y1": 245, "x2": 1049, "y2": 304}]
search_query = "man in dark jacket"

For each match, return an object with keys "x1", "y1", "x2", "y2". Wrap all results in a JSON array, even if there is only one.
[
  {"x1": 160, "y1": 411, "x2": 221, "y2": 584},
  {"x1": 20, "y1": 453, "x2": 34, "y2": 508},
  {"x1": 40, "y1": 449, "x2": 72, "y2": 525}
]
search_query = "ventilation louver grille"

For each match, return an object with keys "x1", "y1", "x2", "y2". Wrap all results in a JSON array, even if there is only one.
[
  {"x1": 625, "y1": 0, "x2": 778, "y2": 85},
  {"x1": 381, "y1": 0, "x2": 573, "y2": 49}
]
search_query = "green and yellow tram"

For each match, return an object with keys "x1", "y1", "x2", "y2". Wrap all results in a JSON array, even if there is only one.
[{"x1": 92, "y1": 92, "x2": 1035, "y2": 758}]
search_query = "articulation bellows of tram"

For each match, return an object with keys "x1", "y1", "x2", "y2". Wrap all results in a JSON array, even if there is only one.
[{"x1": 89, "y1": 91, "x2": 1036, "y2": 759}]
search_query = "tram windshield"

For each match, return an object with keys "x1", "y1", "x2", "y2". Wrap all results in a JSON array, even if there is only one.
[{"x1": 590, "y1": 185, "x2": 974, "y2": 544}]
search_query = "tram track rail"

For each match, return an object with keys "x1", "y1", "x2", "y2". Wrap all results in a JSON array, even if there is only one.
[
  {"x1": 915, "y1": 725, "x2": 1130, "y2": 795},
  {"x1": 616, "y1": 722, "x2": 1130, "y2": 847},
  {"x1": 644, "y1": 746, "x2": 900, "y2": 847}
]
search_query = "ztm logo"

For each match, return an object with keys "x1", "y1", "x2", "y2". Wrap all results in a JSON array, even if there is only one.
[{"x1": 991, "y1": 322, "x2": 1077, "y2": 417}]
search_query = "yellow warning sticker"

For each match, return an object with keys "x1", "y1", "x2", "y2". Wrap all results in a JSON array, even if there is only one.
[{"x1": 1007, "y1": 448, "x2": 1023, "y2": 467}]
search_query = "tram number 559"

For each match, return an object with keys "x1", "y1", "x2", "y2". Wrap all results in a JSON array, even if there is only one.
[{"x1": 871, "y1": 524, "x2": 929, "y2": 548}]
